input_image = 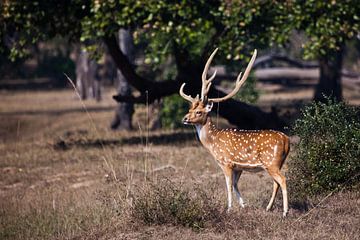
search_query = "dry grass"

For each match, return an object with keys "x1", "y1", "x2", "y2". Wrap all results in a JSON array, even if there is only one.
[{"x1": 0, "y1": 89, "x2": 359, "y2": 239}]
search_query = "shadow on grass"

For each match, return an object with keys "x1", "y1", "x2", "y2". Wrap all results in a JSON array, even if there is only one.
[
  {"x1": 289, "y1": 200, "x2": 310, "y2": 212},
  {"x1": 53, "y1": 131, "x2": 198, "y2": 150},
  {"x1": 0, "y1": 106, "x2": 114, "y2": 116}
]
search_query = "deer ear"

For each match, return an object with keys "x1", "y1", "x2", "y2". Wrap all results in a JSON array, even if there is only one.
[{"x1": 205, "y1": 102, "x2": 213, "y2": 112}]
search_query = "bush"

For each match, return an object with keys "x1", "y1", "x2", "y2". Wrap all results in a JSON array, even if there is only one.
[
  {"x1": 160, "y1": 95, "x2": 189, "y2": 129},
  {"x1": 131, "y1": 180, "x2": 221, "y2": 229},
  {"x1": 290, "y1": 98, "x2": 360, "y2": 201}
]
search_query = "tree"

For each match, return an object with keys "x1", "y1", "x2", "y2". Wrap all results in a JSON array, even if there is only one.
[
  {"x1": 111, "y1": 29, "x2": 134, "y2": 130},
  {"x1": 4, "y1": 1, "x2": 357, "y2": 128},
  {"x1": 83, "y1": 0, "x2": 285, "y2": 129},
  {"x1": 1, "y1": 0, "x2": 285, "y2": 129},
  {"x1": 273, "y1": 1, "x2": 360, "y2": 102},
  {"x1": 75, "y1": 49, "x2": 100, "y2": 101},
  {"x1": 0, "y1": 1, "x2": 89, "y2": 60}
]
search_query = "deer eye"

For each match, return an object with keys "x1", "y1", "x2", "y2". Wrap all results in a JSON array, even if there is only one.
[{"x1": 196, "y1": 111, "x2": 202, "y2": 116}]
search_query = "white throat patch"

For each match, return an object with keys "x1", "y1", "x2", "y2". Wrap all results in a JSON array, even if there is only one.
[{"x1": 195, "y1": 125, "x2": 202, "y2": 139}]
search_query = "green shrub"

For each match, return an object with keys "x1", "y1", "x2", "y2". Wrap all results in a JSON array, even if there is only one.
[
  {"x1": 131, "y1": 180, "x2": 220, "y2": 229},
  {"x1": 290, "y1": 98, "x2": 360, "y2": 201},
  {"x1": 160, "y1": 95, "x2": 189, "y2": 129}
]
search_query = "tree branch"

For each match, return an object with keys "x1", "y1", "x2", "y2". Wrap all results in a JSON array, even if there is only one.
[
  {"x1": 253, "y1": 54, "x2": 318, "y2": 69},
  {"x1": 103, "y1": 34, "x2": 150, "y2": 91},
  {"x1": 112, "y1": 94, "x2": 147, "y2": 103},
  {"x1": 104, "y1": 34, "x2": 179, "y2": 102}
]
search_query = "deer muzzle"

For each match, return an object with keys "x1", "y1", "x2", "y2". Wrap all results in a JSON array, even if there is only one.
[{"x1": 182, "y1": 115, "x2": 191, "y2": 125}]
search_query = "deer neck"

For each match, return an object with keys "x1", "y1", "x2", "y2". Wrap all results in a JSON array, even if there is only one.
[{"x1": 195, "y1": 117, "x2": 216, "y2": 147}]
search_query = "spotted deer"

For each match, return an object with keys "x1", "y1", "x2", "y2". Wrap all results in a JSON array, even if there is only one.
[{"x1": 179, "y1": 48, "x2": 290, "y2": 217}]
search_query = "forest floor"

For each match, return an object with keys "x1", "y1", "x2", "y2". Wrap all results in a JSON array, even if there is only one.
[{"x1": 0, "y1": 83, "x2": 359, "y2": 239}]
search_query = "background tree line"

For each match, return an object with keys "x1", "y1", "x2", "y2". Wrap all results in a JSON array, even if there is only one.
[{"x1": 1, "y1": 0, "x2": 359, "y2": 129}]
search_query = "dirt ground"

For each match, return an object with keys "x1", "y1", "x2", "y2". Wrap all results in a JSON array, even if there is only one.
[{"x1": 0, "y1": 84, "x2": 359, "y2": 239}]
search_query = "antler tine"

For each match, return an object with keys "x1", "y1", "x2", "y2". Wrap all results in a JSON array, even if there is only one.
[
  {"x1": 209, "y1": 49, "x2": 257, "y2": 103},
  {"x1": 179, "y1": 83, "x2": 198, "y2": 103},
  {"x1": 201, "y1": 48, "x2": 219, "y2": 102}
]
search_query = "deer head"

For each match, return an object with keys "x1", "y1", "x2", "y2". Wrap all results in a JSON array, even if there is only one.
[{"x1": 180, "y1": 48, "x2": 257, "y2": 126}]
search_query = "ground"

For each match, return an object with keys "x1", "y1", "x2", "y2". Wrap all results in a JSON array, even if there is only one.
[{"x1": 0, "y1": 85, "x2": 359, "y2": 239}]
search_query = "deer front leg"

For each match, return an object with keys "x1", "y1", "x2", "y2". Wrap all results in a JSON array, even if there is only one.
[
  {"x1": 223, "y1": 167, "x2": 233, "y2": 211},
  {"x1": 233, "y1": 170, "x2": 245, "y2": 208}
]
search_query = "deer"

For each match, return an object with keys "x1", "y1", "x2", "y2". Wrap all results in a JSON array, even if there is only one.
[{"x1": 179, "y1": 48, "x2": 290, "y2": 217}]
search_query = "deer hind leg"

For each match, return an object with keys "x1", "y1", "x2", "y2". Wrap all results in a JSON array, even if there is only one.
[
  {"x1": 266, "y1": 181, "x2": 280, "y2": 211},
  {"x1": 223, "y1": 167, "x2": 233, "y2": 211},
  {"x1": 233, "y1": 170, "x2": 245, "y2": 208},
  {"x1": 268, "y1": 169, "x2": 288, "y2": 217}
]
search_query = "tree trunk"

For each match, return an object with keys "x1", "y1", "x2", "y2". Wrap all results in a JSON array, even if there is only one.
[
  {"x1": 314, "y1": 48, "x2": 343, "y2": 102},
  {"x1": 76, "y1": 50, "x2": 89, "y2": 100},
  {"x1": 110, "y1": 29, "x2": 134, "y2": 130},
  {"x1": 149, "y1": 99, "x2": 162, "y2": 130},
  {"x1": 75, "y1": 49, "x2": 100, "y2": 100},
  {"x1": 88, "y1": 59, "x2": 101, "y2": 101}
]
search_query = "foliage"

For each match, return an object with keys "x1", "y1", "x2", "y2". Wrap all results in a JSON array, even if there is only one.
[
  {"x1": 2, "y1": 0, "x2": 360, "y2": 104},
  {"x1": 80, "y1": 0, "x2": 276, "y2": 67},
  {"x1": 2, "y1": 1, "x2": 359, "y2": 62},
  {"x1": 160, "y1": 95, "x2": 189, "y2": 129},
  {"x1": 0, "y1": 1, "x2": 90, "y2": 60},
  {"x1": 35, "y1": 47, "x2": 75, "y2": 87},
  {"x1": 273, "y1": 1, "x2": 360, "y2": 59},
  {"x1": 131, "y1": 179, "x2": 220, "y2": 229},
  {"x1": 290, "y1": 98, "x2": 360, "y2": 201},
  {"x1": 1, "y1": 1, "x2": 289, "y2": 64}
]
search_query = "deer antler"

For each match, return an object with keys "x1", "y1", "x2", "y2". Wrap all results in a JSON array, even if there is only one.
[
  {"x1": 201, "y1": 48, "x2": 218, "y2": 102},
  {"x1": 179, "y1": 48, "x2": 218, "y2": 103},
  {"x1": 179, "y1": 83, "x2": 199, "y2": 103},
  {"x1": 179, "y1": 48, "x2": 257, "y2": 104},
  {"x1": 208, "y1": 49, "x2": 257, "y2": 103}
]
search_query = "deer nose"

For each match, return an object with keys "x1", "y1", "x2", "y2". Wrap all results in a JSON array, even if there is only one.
[{"x1": 182, "y1": 116, "x2": 190, "y2": 124}]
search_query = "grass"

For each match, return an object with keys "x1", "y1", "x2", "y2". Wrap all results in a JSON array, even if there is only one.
[
  {"x1": 0, "y1": 89, "x2": 359, "y2": 239},
  {"x1": 130, "y1": 179, "x2": 222, "y2": 229}
]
